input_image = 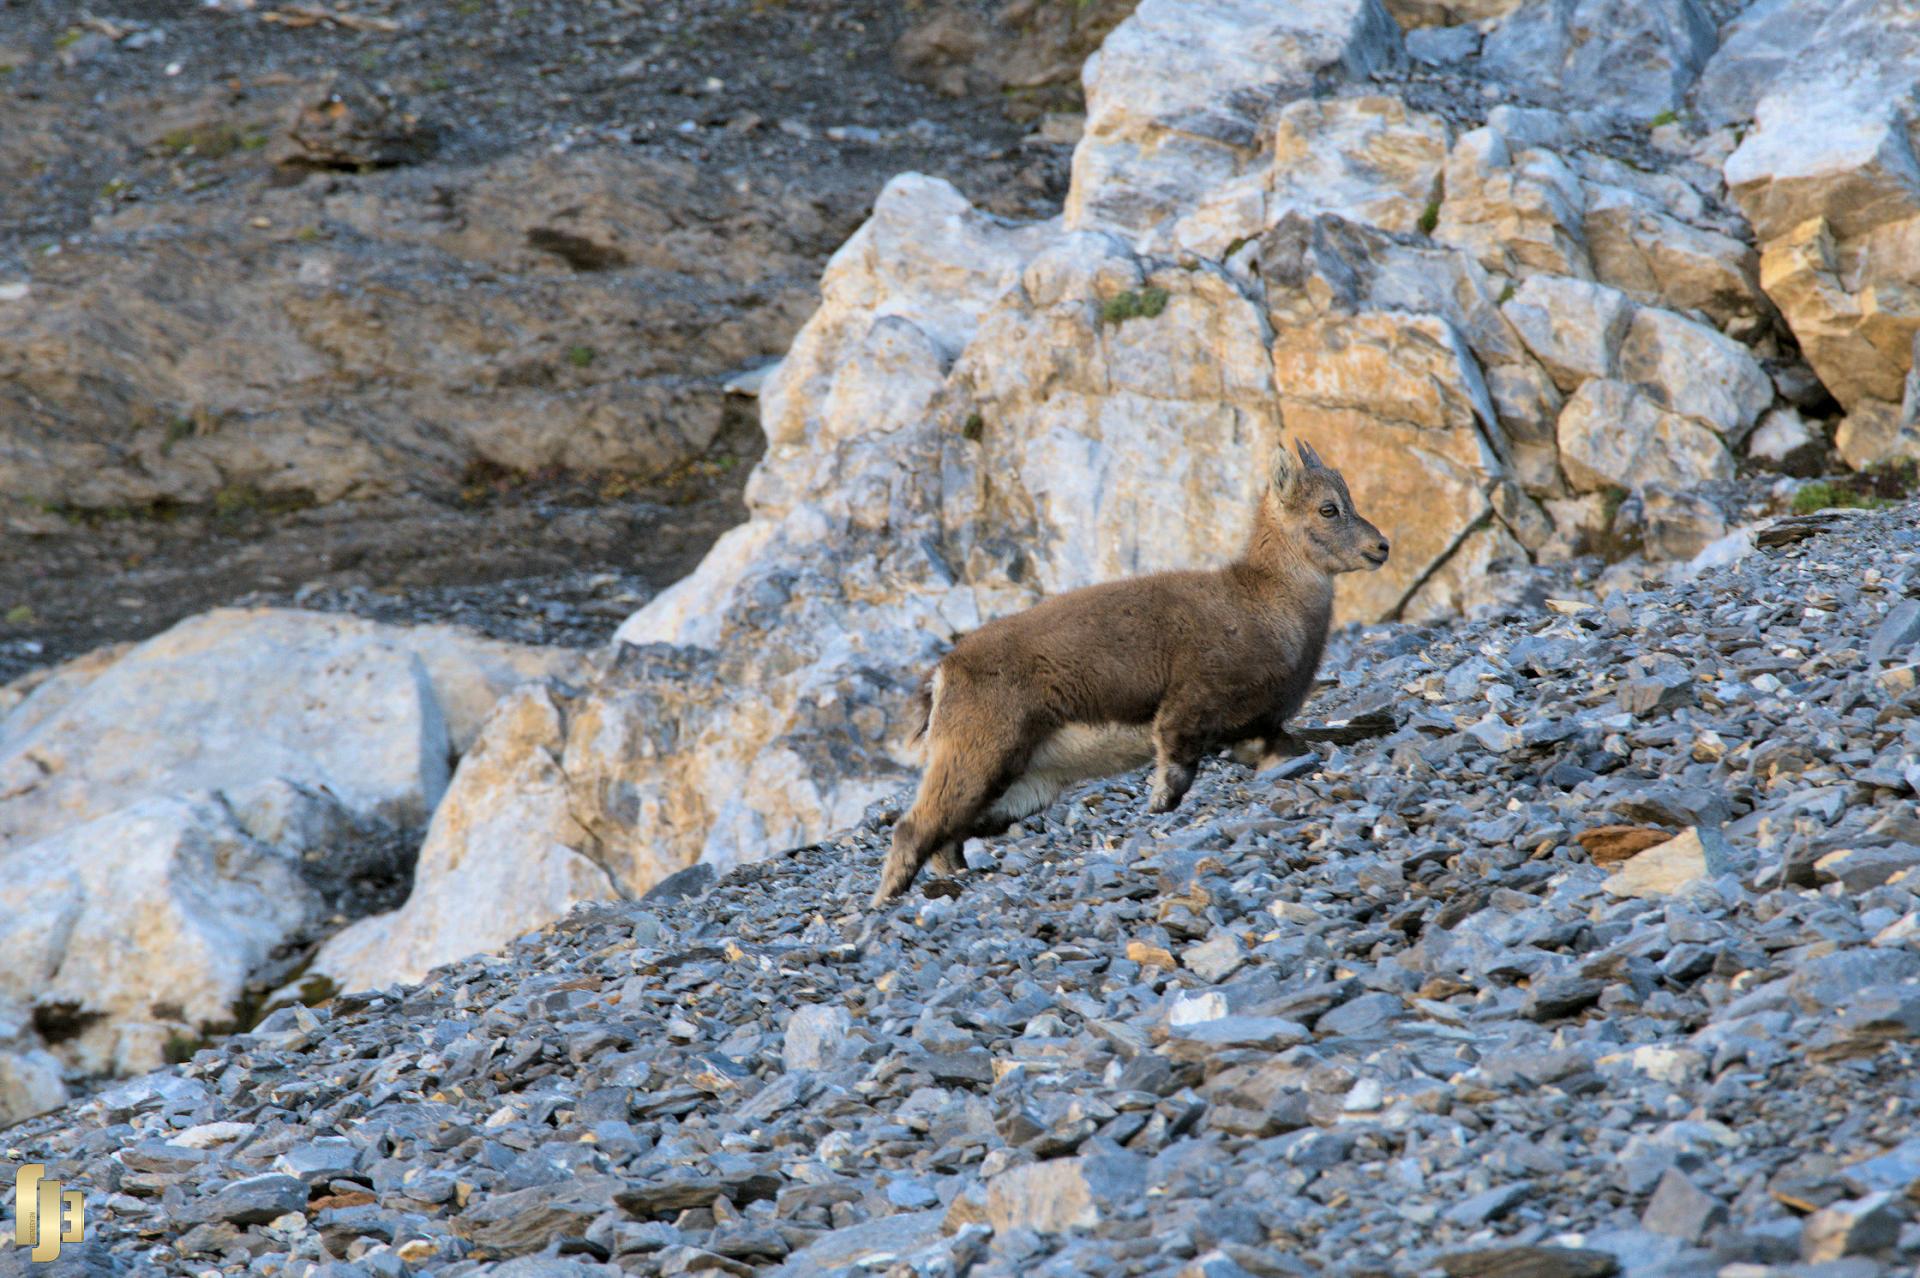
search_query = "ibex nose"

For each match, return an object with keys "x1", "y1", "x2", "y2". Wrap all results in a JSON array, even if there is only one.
[{"x1": 1377, "y1": 538, "x2": 1390, "y2": 559}]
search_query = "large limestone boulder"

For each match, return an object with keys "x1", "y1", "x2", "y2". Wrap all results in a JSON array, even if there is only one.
[
  {"x1": 0, "y1": 608, "x2": 585, "y2": 850},
  {"x1": 313, "y1": 685, "x2": 621, "y2": 994},
  {"x1": 1066, "y1": 0, "x2": 1403, "y2": 246},
  {"x1": 0, "y1": 609, "x2": 582, "y2": 1064},
  {"x1": 0, "y1": 796, "x2": 323, "y2": 1074},
  {"x1": 1502, "y1": 274, "x2": 1634, "y2": 392},
  {"x1": 1436, "y1": 125, "x2": 1593, "y2": 282},
  {"x1": 1617, "y1": 307, "x2": 1773, "y2": 443},
  {"x1": 1582, "y1": 180, "x2": 1770, "y2": 334},
  {"x1": 1717, "y1": 2, "x2": 1920, "y2": 428},
  {"x1": 1755, "y1": 215, "x2": 1920, "y2": 416},
  {"x1": 1557, "y1": 379, "x2": 1734, "y2": 493}
]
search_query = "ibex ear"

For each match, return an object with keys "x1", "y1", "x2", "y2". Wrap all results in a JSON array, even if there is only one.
[{"x1": 1268, "y1": 442, "x2": 1299, "y2": 496}]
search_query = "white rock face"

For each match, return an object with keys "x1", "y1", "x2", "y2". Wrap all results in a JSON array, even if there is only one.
[
  {"x1": 0, "y1": 796, "x2": 323, "y2": 1073},
  {"x1": 1170, "y1": 96, "x2": 1450, "y2": 257},
  {"x1": 1558, "y1": 379, "x2": 1735, "y2": 492},
  {"x1": 0, "y1": 608, "x2": 582, "y2": 1073},
  {"x1": 0, "y1": 608, "x2": 584, "y2": 851},
  {"x1": 313, "y1": 685, "x2": 621, "y2": 994},
  {"x1": 1067, "y1": 0, "x2": 1403, "y2": 245},
  {"x1": 1480, "y1": 0, "x2": 1718, "y2": 113},
  {"x1": 1502, "y1": 276, "x2": 1633, "y2": 392},
  {"x1": 1617, "y1": 307, "x2": 1774, "y2": 442},
  {"x1": 1717, "y1": 1, "x2": 1920, "y2": 415}
]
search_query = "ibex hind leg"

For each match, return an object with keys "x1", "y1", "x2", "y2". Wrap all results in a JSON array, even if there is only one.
[{"x1": 874, "y1": 738, "x2": 1023, "y2": 906}]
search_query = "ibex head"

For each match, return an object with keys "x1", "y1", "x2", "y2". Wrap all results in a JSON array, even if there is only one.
[{"x1": 1262, "y1": 438, "x2": 1391, "y2": 576}]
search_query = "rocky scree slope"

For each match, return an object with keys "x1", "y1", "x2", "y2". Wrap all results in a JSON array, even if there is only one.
[{"x1": 5, "y1": 503, "x2": 1920, "y2": 1277}]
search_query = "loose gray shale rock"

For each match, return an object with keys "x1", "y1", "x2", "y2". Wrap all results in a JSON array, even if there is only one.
[{"x1": 4, "y1": 501, "x2": 1920, "y2": 1277}]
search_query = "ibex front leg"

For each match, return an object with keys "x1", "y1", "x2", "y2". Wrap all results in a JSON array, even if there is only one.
[{"x1": 1147, "y1": 697, "x2": 1215, "y2": 814}]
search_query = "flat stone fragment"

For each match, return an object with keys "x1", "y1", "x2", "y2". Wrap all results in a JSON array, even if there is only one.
[
  {"x1": 1867, "y1": 600, "x2": 1920, "y2": 666},
  {"x1": 1603, "y1": 827, "x2": 1736, "y2": 899},
  {"x1": 782, "y1": 1004, "x2": 851, "y2": 1073},
  {"x1": 1641, "y1": 1168, "x2": 1726, "y2": 1243},
  {"x1": 1443, "y1": 1181, "x2": 1533, "y2": 1228},
  {"x1": 1437, "y1": 1245, "x2": 1620, "y2": 1278},
  {"x1": 187, "y1": 1174, "x2": 309, "y2": 1227},
  {"x1": 1802, "y1": 1193, "x2": 1903, "y2": 1262},
  {"x1": 985, "y1": 1153, "x2": 1147, "y2": 1234},
  {"x1": 1161, "y1": 1016, "x2": 1311, "y2": 1060}
]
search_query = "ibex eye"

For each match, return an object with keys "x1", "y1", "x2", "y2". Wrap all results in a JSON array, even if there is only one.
[{"x1": 1319, "y1": 503, "x2": 1338, "y2": 518}]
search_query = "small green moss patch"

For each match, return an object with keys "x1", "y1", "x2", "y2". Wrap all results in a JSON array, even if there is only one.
[{"x1": 1100, "y1": 286, "x2": 1170, "y2": 327}]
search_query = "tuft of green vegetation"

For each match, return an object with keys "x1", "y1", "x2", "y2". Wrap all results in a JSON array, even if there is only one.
[
  {"x1": 159, "y1": 416, "x2": 194, "y2": 456},
  {"x1": 1417, "y1": 197, "x2": 1440, "y2": 235},
  {"x1": 296, "y1": 224, "x2": 323, "y2": 242},
  {"x1": 567, "y1": 344, "x2": 596, "y2": 368},
  {"x1": 1790, "y1": 461, "x2": 1916, "y2": 515},
  {"x1": 962, "y1": 411, "x2": 985, "y2": 442},
  {"x1": 1497, "y1": 281, "x2": 1517, "y2": 305},
  {"x1": 1100, "y1": 286, "x2": 1171, "y2": 327},
  {"x1": 160, "y1": 124, "x2": 245, "y2": 160},
  {"x1": 423, "y1": 74, "x2": 452, "y2": 93},
  {"x1": 1648, "y1": 109, "x2": 1679, "y2": 129},
  {"x1": 212, "y1": 483, "x2": 258, "y2": 518},
  {"x1": 53, "y1": 27, "x2": 84, "y2": 49},
  {"x1": 241, "y1": 131, "x2": 270, "y2": 151},
  {"x1": 1792, "y1": 481, "x2": 1890, "y2": 515},
  {"x1": 1791, "y1": 481, "x2": 1877, "y2": 514},
  {"x1": 5, "y1": 604, "x2": 34, "y2": 625},
  {"x1": 101, "y1": 177, "x2": 130, "y2": 199}
]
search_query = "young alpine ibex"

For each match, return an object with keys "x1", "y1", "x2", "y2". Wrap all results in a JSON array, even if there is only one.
[{"x1": 872, "y1": 438, "x2": 1390, "y2": 905}]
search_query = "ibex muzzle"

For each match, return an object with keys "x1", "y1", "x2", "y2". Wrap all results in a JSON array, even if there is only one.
[{"x1": 874, "y1": 438, "x2": 1389, "y2": 904}]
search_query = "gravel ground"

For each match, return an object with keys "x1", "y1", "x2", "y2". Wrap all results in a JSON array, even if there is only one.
[{"x1": 5, "y1": 501, "x2": 1919, "y2": 1278}]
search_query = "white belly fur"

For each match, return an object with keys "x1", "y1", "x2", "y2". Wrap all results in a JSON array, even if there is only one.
[{"x1": 984, "y1": 722, "x2": 1154, "y2": 825}]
